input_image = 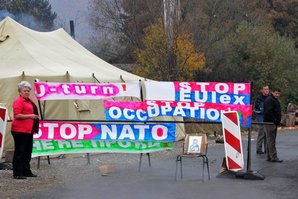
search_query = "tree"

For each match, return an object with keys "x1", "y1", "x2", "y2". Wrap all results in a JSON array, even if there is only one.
[
  {"x1": 197, "y1": 22, "x2": 298, "y2": 108},
  {"x1": 182, "y1": 0, "x2": 270, "y2": 53},
  {"x1": 266, "y1": 0, "x2": 298, "y2": 48},
  {"x1": 133, "y1": 19, "x2": 205, "y2": 81},
  {"x1": 89, "y1": 0, "x2": 162, "y2": 63},
  {"x1": 0, "y1": 0, "x2": 56, "y2": 30},
  {"x1": 180, "y1": 0, "x2": 298, "y2": 107}
]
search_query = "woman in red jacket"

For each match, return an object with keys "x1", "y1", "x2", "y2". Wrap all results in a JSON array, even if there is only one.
[{"x1": 11, "y1": 81, "x2": 39, "y2": 179}]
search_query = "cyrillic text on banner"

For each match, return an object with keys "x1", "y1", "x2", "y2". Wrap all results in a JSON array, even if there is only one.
[{"x1": 32, "y1": 140, "x2": 172, "y2": 157}]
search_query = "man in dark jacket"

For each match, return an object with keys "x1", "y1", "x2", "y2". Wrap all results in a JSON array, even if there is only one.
[
  {"x1": 254, "y1": 85, "x2": 269, "y2": 154},
  {"x1": 263, "y1": 88, "x2": 282, "y2": 163}
]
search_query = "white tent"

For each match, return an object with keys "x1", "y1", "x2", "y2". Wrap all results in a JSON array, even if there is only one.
[
  {"x1": 0, "y1": 17, "x2": 144, "y2": 118},
  {"x1": 0, "y1": 17, "x2": 185, "y2": 152},
  {"x1": 0, "y1": 17, "x2": 142, "y2": 80}
]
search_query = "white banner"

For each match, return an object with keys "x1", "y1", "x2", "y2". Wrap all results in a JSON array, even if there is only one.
[
  {"x1": 34, "y1": 81, "x2": 141, "y2": 100},
  {"x1": 144, "y1": 81, "x2": 175, "y2": 100}
]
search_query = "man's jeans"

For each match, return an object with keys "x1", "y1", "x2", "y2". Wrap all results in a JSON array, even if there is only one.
[{"x1": 256, "y1": 114, "x2": 266, "y2": 153}]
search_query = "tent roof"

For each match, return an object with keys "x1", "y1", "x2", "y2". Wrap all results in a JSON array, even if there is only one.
[{"x1": 0, "y1": 17, "x2": 142, "y2": 81}]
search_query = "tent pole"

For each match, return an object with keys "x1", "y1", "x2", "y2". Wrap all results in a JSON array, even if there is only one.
[
  {"x1": 138, "y1": 80, "x2": 151, "y2": 171},
  {"x1": 34, "y1": 79, "x2": 50, "y2": 169}
]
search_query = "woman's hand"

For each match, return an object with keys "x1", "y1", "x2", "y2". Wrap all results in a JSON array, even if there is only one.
[{"x1": 30, "y1": 114, "x2": 40, "y2": 120}]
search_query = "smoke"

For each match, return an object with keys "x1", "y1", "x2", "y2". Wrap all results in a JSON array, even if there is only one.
[
  {"x1": 0, "y1": 9, "x2": 47, "y2": 31},
  {"x1": 0, "y1": 9, "x2": 15, "y2": 20},
  {"x1": 14, "y1": 13, "x2": 47, "y2": 31}
]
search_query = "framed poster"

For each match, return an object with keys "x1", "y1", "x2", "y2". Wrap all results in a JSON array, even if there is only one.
[{"x1": 184, "y1": 134, "x2": 207, "y2": 154}]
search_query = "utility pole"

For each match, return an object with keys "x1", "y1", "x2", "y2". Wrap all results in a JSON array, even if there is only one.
[
  {"x1": 163, "y1": 0, "x2": 180, "y2": 46},
  {"x1": 70, "y1": 20, "x2": 75, "y2": 39},
  {"x1": 163, "y1": 0, "x2": 180, "y2": 80}
]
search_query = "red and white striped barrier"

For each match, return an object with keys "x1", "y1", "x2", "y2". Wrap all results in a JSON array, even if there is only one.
[
  {"x1": 222, "y1": 111, "x2": 244, "y2": 171},
  {"x1": 0, "y1": 106, "x2": 8, "y2": 160}
]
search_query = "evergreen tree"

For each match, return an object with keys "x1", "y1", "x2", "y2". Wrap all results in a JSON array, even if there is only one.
[{"x1": 0, "y1": 0, "x2": 56, "y2": 30}]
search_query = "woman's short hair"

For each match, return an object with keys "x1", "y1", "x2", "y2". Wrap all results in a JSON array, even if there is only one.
[{"x1": 18, "y1": 81, "x2": 32, "y2": 92}]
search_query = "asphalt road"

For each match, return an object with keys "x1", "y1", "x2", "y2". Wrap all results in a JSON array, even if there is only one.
[{"x1": 21, "y1": 129, "x2": 298, "y2": 199}]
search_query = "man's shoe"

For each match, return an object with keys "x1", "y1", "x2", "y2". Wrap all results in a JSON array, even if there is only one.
[
  {"x1": 25, "y1": 173, "x2": 37, "y2": 177},
  {"x1": 13, "y1": 176, "x2": 27, "y2": 179},
  {"x1": 266, "y1": 159, "x2": 271, "y2": 162},
  {"x1": 256, "y1": 151, "x2": 265, "y2": 154},
  {"x1": 271, "y1": 159, "x2": 283, "y2": 163}
]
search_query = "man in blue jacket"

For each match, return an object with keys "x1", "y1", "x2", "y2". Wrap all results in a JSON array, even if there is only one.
[
  {"x1": 263, "y1": 88, "x2": 283, "y2": 163},
  {"x1": 254, "y1": 85, "x2": 270, "y2": 154}
]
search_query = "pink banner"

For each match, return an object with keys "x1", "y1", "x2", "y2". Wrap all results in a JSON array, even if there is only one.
[
  {"x1": 34, "y1": 81, "x2": 141, "y2": 100},
  {"x1": 144, "y1": 82, "x2": 251, "y2": 104},
  {"x1": 104, "y1": 100, "x2": 252, "y2": 127}
]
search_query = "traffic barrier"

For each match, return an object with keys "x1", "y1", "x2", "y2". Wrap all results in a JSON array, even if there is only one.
[{"x1": 221, "y1": 111, "x2": 244, "y2": 171}]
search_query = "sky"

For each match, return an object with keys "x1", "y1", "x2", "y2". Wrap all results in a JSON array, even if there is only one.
[{"x1": 49, "y1": 0, "x2": 94, "y2": 46}]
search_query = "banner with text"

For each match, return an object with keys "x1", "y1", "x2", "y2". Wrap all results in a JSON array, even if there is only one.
[
  {"x1": 104, "y1": 100, "x2": 252, "y2": 127},
  {"x1": 34, "y1": 121, "x2": 176, "y2": 141},
  {"x1": 144, "y1": 82, "x2": 250, "y2": 103},
  {"x1": 34, "y1": 81, "x2": 141, "y2": 100},
  {"x1": 143, "y1": 81, "x2": 251, "y2": 127},
  {"x1": 32, "y1": 140, "x2": 172, "y2": 157}
]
